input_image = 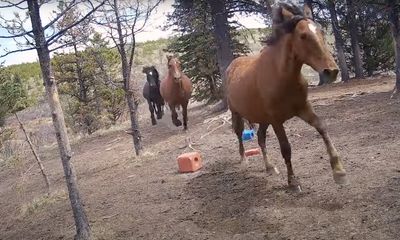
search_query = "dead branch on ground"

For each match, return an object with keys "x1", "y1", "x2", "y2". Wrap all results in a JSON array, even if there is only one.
[{"x1": 15, "y1": 113, "x2": 50, "y2": 194}]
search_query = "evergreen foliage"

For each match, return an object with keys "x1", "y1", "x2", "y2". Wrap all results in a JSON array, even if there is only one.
[{"x1": 166, "y1": 0, "x2": 251, "y2": 103}]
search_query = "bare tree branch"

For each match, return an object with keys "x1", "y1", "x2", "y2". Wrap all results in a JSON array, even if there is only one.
[
  {"x1": 0, "y1": 0, "x2": 26, "y2": 10},
  {"x1": 42, "y1": 0, "x2": 78, "y2": 31},
  {"x1": 134, "y1": 0, "x2": 162, "y2": 34},
  {"x1": 49, "y1": 42, "x2": 75, "y2": 52},
  {"x1": 0, "y1": 30, "x2": 34, "y2": 39},
  {"x1": 0, "y1": 46, "x2": 36, "y2": 58},
  {"x1": 46, "y1": 0, "x2": 106, "y2": 45}
]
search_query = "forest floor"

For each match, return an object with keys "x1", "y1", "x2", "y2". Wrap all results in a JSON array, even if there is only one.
[{"x1": 1, "y1": 75, "x2": 399, "y2": 240}]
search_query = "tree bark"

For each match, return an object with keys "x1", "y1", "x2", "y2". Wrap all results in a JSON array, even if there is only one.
[
  {"x1": 327, "y1": 0, "x2": 350, "y2": 82},
  {"x1": 113, "y1": 0, "x2": 142, "y2": 155},
  {"x1": 346, "y1": 0, "x2": 364, "y2": 79},
  {"x1": 27, "y1": 1, "x2": 91, "y2": 239},
  {"x1": 15, "y1": 112, "x2": 50, "y2": 194},
  {"x1": 388, "y1": 0, "x2": 400, "y2": 96},
  {"x1": 208, "y1": 0, "x2": 234, "y2": 111}
]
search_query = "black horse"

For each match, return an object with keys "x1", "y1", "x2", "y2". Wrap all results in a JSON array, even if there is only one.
[{"x1": 142, "y1": 66, "x2": 164, "y2": 125}]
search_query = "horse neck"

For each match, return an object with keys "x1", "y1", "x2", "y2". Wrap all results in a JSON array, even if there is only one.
[{"x1": 263, "y1": 35, "x2": 303, "y2": 80}]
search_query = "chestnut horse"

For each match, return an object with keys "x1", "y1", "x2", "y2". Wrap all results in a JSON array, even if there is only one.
[
  {"x1": 160, "y1": 56, "x2": 192, "y2": 130},
  {"x1": 226, "y1": 3, "x2": 348, "y2": 191}
]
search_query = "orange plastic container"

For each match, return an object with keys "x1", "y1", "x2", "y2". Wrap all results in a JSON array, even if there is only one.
[
  {"x1": 245, "y1": 148, "x2": 261, "y2": 157},
  {"x1": 177, "y1": 152, "x2": 202, "y2": 173}
]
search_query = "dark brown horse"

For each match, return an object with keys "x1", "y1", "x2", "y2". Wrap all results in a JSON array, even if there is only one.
[
  {"x1": 226, "y1": 3, "x2": 348, "y2": 191},
  {"x1": 160, "y1": 55, "x2": 192, "y2": 130},
  {"x1": 142, "y1": 66, "x2": 164, "y2": 125}
]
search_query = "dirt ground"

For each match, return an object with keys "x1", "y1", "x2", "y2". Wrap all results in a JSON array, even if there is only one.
[{"x1": 1, "y1": 76, "x2": 400, "y2": 240}]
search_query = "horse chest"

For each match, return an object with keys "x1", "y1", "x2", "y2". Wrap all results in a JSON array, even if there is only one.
[{"x1": 161, "y1": 78, "x2": 191, "y2": 105}]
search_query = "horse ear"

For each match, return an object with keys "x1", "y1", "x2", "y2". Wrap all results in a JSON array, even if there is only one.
[
  {"x1": 304, "y1": 4, "x2": 313, "y2": 19},
  {"x1": 142, "y1": 67, "x2": 147, "y2": 73},
  {"x1": 282, "y1": 7, "x2": 294, "y2": 21}
]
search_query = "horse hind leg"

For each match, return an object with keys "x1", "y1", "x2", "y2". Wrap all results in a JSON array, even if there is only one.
[
  {"x1": 232, "y1": 111, "x2": 246, "y2": 164},
  {"x1": 257, "y1": 124, "x2": 279, "y2": 175}
]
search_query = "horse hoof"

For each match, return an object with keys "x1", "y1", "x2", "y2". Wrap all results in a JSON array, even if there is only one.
[
  {"x1": 288, "y1": 176, "x2": 302, "y2": 193},
  {"x1": 288, "y1": 184, "x2": 302, "y2": 193},
  {"x1": 157, "y1": 115, "x2": 162, "y2": 120},
  {"x1": 240, "y1": 156, "x2": 249, "y2": 166},
  {"x1": 151, "y1": 120, "x2": 157, "y2": 125},
  {"x1": 333, "y1": 171, "x2": 349, "y2": 185},
  {"x1": 265, "y1": 165, "x2": 280, "y2": 175},
  {"x1": 174, "y1": 120, "x2": 182, "y2": 127}
]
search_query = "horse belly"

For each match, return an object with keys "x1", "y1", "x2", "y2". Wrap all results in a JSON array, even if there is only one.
[
  {"x1": 228, "y1": 82, "x2": 267, "y2": 123},
  {"x1": 143, "y1": 83, "x2": 150, "y2": 100}
]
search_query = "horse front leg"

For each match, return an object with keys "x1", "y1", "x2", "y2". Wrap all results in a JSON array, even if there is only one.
[
  {"x1": 169, "y1": 103, "x2": 182, "y2": 127},
  {"x1": 182, "y1": 101, "x2": 188, "y2": 130},
  {"x1": 148, "y1": 100, "x2": 156, "y2": 125},
  {"x1": 257, "y1": 124, "x2": 279, "y2": 175},
  {"x1": 272, "y1": 124, "x2": 301, "y2": 192},
  {"x1": 156, "y1": 102, "x2": 163, "y2": 119},
  {"x1": 297, "y1": 102, "x2": 348, "y2": 185}
]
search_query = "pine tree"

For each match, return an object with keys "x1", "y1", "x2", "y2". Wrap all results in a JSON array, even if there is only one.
[
  {"x1": 52, "y1": 33, "x2": 124, "y2": 133},
  {"x1": 167, "y1": 0, "x2": 250, "y2": 103}
]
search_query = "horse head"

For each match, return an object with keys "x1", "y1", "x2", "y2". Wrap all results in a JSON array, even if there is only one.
[
  {"x1": 272, "y1": 3, "x2": 339, "y2": 84},
  {"x1": 167, "y1": 55, "x2": 183, "y2": 84},
  {"x1": 142, "y1": 66, "x2": 160, "y2": 88}
]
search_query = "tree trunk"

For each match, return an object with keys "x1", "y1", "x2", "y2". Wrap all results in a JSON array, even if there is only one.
[
  {"x1": 125, "y1": 92, "x2": 141, "y2": 155},
  {"x1": 208, "y1": 0, "x2": 234, "y2": 111},
  {"x1": 388, "y1": 0, "x2": 400, "y2": 96},
  {"x1": 113, "y1": 0, "x2": 142, "y2": 155},
  {"x1": 15, "y1": 113, "x2": 50, "y2": 194},
  {"x1": 327, "y1": 0, "x2": 350, "y2": 82},
  {"x1": 73, "y1": 42, "x2": 87, "y2": 102},
  {"x1": 346, "y1": 0, "x2": 364, "y2": 79},
  {"x1": 27, "y1": 1, "x2": 91, "y2": 240},
  {"x1": 208, "y1": 75, "x2": 217, "y2": 100},
  {"x1": 261, "y1": 0, "x2": 274, "y2": 15}
]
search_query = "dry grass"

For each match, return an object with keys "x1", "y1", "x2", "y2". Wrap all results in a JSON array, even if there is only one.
[
  {"x1": 19, "y1": 190, "x2": 67, "y2": 217},
  {"x1": 0, "y1": 139, "x2": 30, "y2": 169}
]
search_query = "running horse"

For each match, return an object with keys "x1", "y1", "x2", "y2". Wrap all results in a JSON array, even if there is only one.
[
  {"x1": 160, "y1": 55, "x2": 192, "y2": 130},
  {"x1": 226, "y1": 3, "x2": 348, "y2": 191},
  {"x1": 142, "y1": 66, "x2": 164, "y2": 125}
]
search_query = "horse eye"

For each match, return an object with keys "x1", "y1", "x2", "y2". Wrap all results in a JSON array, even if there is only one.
[{"x1": 300, "y1": 33, "x2": 307, "y2": 40}]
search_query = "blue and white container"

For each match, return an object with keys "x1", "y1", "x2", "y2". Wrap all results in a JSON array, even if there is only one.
[{"x1": 242, "y1": 129, "x2": 255, "y2": 141}]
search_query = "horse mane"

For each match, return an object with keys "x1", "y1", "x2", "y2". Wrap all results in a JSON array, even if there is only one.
[{"x1": 263, "y1": 3, "x2": 306, "y2": 46}]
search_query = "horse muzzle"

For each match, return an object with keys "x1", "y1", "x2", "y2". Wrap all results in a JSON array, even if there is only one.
[
  {"x1": 319, "y1": 69, "x2": 339, "y2": 85},
  {"x1": 173, "y1": 76, "x2": 182, "y2": 84}
]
